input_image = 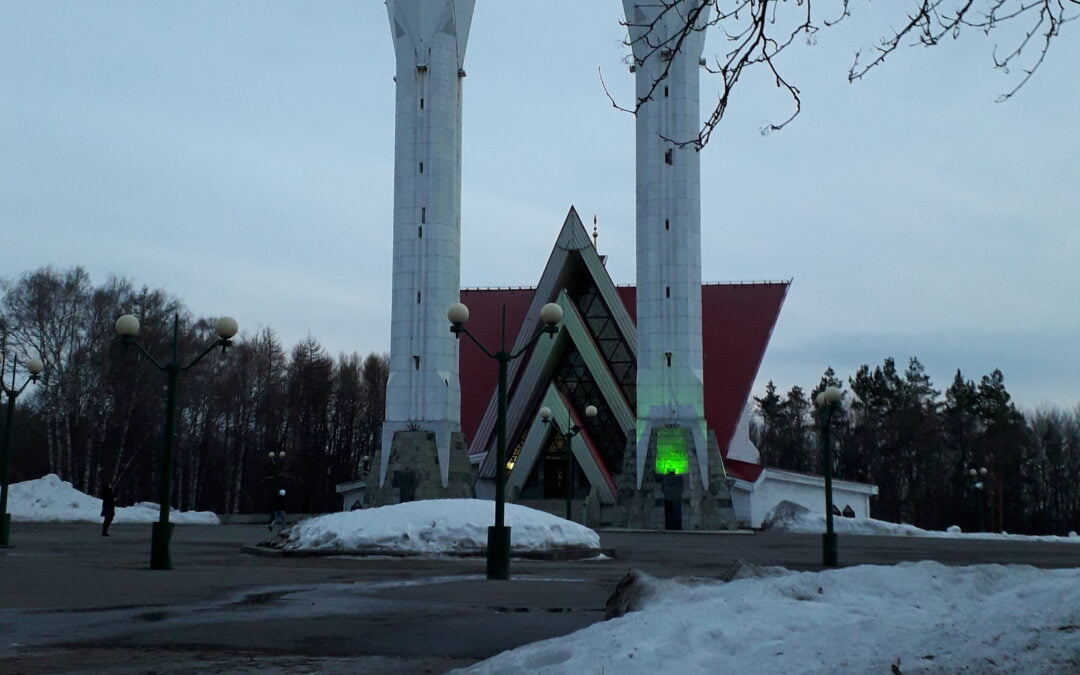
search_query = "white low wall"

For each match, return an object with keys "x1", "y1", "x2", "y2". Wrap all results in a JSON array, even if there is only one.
[{"x1": 734, "y1": 469, "x2": 877, "y2": 529}]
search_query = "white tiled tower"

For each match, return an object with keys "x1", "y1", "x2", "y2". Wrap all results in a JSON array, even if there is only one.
[
  {"x1": 623, "y1": 1, "x2": 734, "y2": 530},
  {"x1": 379, "y1": 0, "x2": 475, "y2": 494},
  {"x1": 624, "y1": 0, "x2": 710, "y2": 483}
]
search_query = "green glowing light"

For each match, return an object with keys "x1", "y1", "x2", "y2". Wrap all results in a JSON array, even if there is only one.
[{"x1": 655, "y1": 428, "x2": 689, "y2": 474}]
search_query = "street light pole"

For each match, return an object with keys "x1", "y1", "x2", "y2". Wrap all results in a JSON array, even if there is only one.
[
  {"x1": 115, "y1": 312, "x2": 237, "y2": 570},
  {"x1": 0, "y1": 355, "x2": 44, "y2": 547},
  {"x1": 268, "y1": 450, "x2": 287, "y2": 491},
  {"x1": 494, "y1": 343, "x2": 509, "y2": 549},
  {"x1": 815, "y1": 386, "x2": 842, "y2": 567},
  {"x1": 268, "y1": 450, "x2": 287, "y2": 530},
  {"x1": 968, "y1": 466, "x2": 987, "y2": 532},
  {"x1": 448, "y1": 301, "x2": 563, "y2": 580},
  {"x1": 539, "y1": 403, "x2": 597, "y2": 521}
]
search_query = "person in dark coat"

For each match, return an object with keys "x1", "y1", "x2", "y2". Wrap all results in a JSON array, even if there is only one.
[
  {"x1": 101, "y1": 485, "x2": 116, "y2": 536},
  {"x1": 270, "y1": 489, "x2": 286, "y2": 532}
]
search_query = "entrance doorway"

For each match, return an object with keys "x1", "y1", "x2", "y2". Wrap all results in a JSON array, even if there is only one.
[
  {"x1": 543, "y1": 454, "x2": 569, "y2": 499},
  {"x1": 662, "y1": 471, "x2": 683, "y2": 530}
]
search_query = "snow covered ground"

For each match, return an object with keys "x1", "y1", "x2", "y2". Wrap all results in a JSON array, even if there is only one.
[
  {"x1": 766, "y1": 500, "x2": 1080, "y2": 543},
  {"x1": 460, "y1": 561, "x2": 1080, "y2": 674},
  {"x1": 270, "y1": 499, "x2": 601, "y2": 555},
  {"x1": 7, "y1": 474, "x2": 219, "y2": 524},
  {"x1": 7, "y1": 479, "x2": 1079, "y2": 671}
]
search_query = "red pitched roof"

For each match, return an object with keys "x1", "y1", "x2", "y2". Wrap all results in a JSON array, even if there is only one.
[
  {"x1": 700, "y1": 283, "x2": 790, "y2": 455},
  {"x1": 458, "y1": 281, "x2": 788, "y2": 466},
  {"x1": 458, "y1": 288, "x2": 535, "y2": 444}
]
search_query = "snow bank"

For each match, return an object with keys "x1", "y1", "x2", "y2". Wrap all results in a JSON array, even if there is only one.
[
  {"x1": 8, "y1": 474, "x2": 219, "y2": 524},
  {"x1": 274, "y1": 499, "x2": 600, "y2": 554},
  {"x1": 461, "y1": 561, "x2": 1080, "y2": 674},
  {"x1": 765, "y1": 500, "x2": 1080, "y2": 543}
]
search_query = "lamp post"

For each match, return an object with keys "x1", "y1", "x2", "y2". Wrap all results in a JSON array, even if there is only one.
[
  {"x1": 448, "y1": 300, "x2": 563, "y2": 580},
  {"x1": 539, "y1": 403, "x2": 597, "y2": 521},
  {"x1": 0, "y1": 355, "x2": 44, "y2": 547},
  {"x1": 815, "y1": 385, "x2": 842, "y2": 567},
  {"x1": 967, "y1": 466, "x2": 987, "y2": 532},
  {"x1": 115, "y1": 312, "x2": 237, "y2": 570},
  {"x1": 268, "y1": 450, "x2": 286, "y2": 488}
]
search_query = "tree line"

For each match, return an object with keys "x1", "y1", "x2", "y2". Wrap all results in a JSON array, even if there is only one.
[
  {"x1": 5, "y1": 266, "x2": 1078, "y2": 532},
  {"x1": 1, "y1": 266, "x2": 386, "y2": 514},
  {"x1": 753, "y1": 359, "x2": 1080, "y2": 536}
]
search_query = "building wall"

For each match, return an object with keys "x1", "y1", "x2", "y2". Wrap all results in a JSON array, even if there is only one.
[
  {"x1": 730, "y1": 481, "x2": 755, "y2": 528},
  {"x1": 749, "y1": 472, "x2": 875, "y2": 529}
]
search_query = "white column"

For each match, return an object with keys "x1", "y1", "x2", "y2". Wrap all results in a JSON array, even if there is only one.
[
  {"x1": 382, "y1": 0, "x2": 475, "y2": 486},
  {"x1": 623, "y1": 0, "x2": 711, "y2": 486}
]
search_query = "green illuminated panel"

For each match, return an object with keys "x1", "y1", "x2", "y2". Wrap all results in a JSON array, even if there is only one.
[{"x1": 655, "y1": 428, "x2": 689, "y2": 474}]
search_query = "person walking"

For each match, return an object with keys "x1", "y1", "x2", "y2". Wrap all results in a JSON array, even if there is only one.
[
  {"x1": 101, "y1": 485, "x2": 116, "y2": 536},
  {"x1": 270, "y1": 489, "x2": 286, "y2": 532}
]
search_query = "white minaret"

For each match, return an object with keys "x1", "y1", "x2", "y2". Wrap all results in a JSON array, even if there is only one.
[
  {"x1": 380, "y1": 0, "x2": 475, "y2": 489},
  {"x1": 623, "y1": 0, "x2": 712, "y2": 487}
]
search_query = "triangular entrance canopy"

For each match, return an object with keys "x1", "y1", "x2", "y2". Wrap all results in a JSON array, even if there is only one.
[
  {"x1": 460, "y1": 207, "x2": 635, "y2": 500},
  {"x1": 458, "y1": 206, "x2": 789, "y2": 498}
]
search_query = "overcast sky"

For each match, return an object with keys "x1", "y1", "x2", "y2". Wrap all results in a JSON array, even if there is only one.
[{"x1": 3, "y1": 2, "x2": 1077, "y2": 411}]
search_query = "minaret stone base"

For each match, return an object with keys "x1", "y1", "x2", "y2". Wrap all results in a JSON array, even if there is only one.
[
  {"x1": 612, "y1": 427, "x2": 737, "y2": 530},
  {"x1": 366, "y1": 430, "x2": 474, "y2": 506}
]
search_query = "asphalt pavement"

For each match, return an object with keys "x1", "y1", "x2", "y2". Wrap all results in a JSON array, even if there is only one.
[{"x1": 1, "y1": 522, "x2": 1077, "y2": 674}]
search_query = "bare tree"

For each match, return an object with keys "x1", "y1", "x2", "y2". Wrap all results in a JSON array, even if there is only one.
[
  {"x1": 2, "y1": 267, "x2": 93, "y2": 479},
  {"x1": 614, "y1": 0, "x2": 1077, "y2": 148},
  {"x1": 1, "y1": 266, "x2": 396, "y2": 514}
]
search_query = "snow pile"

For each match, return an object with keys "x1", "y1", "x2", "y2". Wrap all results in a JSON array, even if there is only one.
[
  {"x1": 273, "y1": 499, "x2": 600, "y2": 554},
  {"x1": 8, "y1": 474, "x2": 219, "y2": 524},
  {"x1": 764, "y1": 500, "x2": 932, "y2": 537},
  {"x1": 461, "y1": 561, "x2": 1080, "y2": 674},
  {"x1": 765, "y1": 500, "x2": 1080, "y2": 543}
]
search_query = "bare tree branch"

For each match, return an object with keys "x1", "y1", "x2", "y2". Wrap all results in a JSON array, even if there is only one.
[{"x1": 608, "y1": 0, "x2": 1076, "y2": 148}]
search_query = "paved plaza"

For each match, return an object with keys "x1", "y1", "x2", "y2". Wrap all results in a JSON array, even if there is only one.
[{"x1": 1, "y1": 523, "x2": 1078, "y2": 673}]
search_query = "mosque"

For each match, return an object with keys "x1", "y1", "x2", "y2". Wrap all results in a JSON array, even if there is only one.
[{"x1": 336, "y1": 0, "x2": 876, "y2": 529}]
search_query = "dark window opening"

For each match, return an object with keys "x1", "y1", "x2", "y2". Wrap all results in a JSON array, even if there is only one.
[
  {"x1": 666, "y1": 286, "x2": 670, "y2": 298},
  {"x1": 419, "y1": 97, "x2": 424, "y2": 109},
  {"x1": 663, "y1": 86, "x2": 669, "y2": 97},
  {"x1": 665, "y1": 352, "x2": 672, "y2": 367},
  {"x1": 416, "y1": 291, "x2": 421, "y2": 304},
  {"x1": 413, "y1": 355, "x2": 420, "y2": 370},
  {"x1": 418, "y1": 226, "x2": 423, "y2": 238},
  {"x1": 665, "y1": 219, "x2": 670, "y2": 230},
  {"x1": 419, "y1": 162, "x2": 424, "y2": 174},
  {"x1": 421, "y1": 207, "x2": 426, "y2": 223},
  {"x1": 664, "y1": 149, "x2": 673, "y2": 165}
]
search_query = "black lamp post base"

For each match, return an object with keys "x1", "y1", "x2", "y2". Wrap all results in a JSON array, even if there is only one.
[
  {"x1": 150, "y1": 521, "x2": 174, "y2": 570},
  {"x1": 486, "y1": 525, "x2": 511, "y2": 580},
  {"x1": 822, "y1": 532, "x2": 838, "y2": 567},
  {"x1": 0, "y1": 513, "x2": 10, "y2": 547}
]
